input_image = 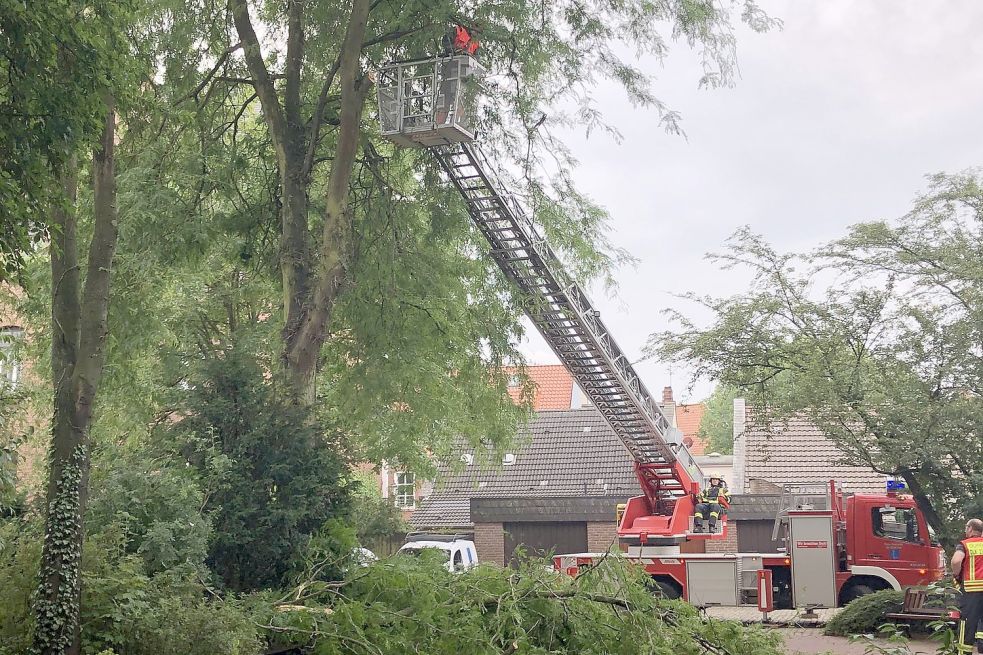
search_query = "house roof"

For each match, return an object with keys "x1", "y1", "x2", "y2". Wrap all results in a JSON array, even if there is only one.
[
  {"x1": 408, "y1": 496, "x2": 471, "y2": 529},
  {"x1": 410, "y1": 407, "x2": 636, "y2": 529},
  {"x1": 675, "y1": 402, "x2": 708, "y2": 455},
  {"x1": 727, "y1": 494, "x2": 782, "y2": 521},
  {"x1": 506, "y1": 365, "x2": 575, "y2": 410},
  {"x1": 735, "y1": 402, "x2": 886, "y2": 494}
]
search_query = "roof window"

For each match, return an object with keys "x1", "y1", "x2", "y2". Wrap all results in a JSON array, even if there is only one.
[{"x1": 502, "y1": 453, "x2": 516, "y2": 466}]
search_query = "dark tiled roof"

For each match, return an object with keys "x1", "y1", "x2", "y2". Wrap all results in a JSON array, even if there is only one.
[
  {"x1": 738, "y1": 406, "x2": 886, "y2": 494},
  {"x1": 407, "y1": 495, "x2": 471, "y2": 529},
  {"x1": 727, "y1": 494, "x2": 782, "y2": 520},
  {"x1": 410, "y1": 407, "x2": 636, "y2": 528}
]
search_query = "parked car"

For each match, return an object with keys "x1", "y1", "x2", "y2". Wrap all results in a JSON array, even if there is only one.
[{"x1": 398, "y1": 533, "x2": 478, "y2": 573}]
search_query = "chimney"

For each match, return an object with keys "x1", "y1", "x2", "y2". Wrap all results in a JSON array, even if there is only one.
[{"x1": 662, "y1": 386, "x2": 674, "y2": 404}]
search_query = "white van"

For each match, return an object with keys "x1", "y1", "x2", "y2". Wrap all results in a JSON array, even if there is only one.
[{"x1": 398, "y1": 533, "x2": 478, "y2": 573}]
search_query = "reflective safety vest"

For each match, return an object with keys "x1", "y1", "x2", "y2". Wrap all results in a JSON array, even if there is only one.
[
  {"x1": 698, "y1": 485, "x2": 730, "y2": 508},
  {"x1": 453, "y1": 26, "x2": 479, "y2": 55},
  {"x1": 959, "y1": 537, "x2": 983, "y2": 591}
]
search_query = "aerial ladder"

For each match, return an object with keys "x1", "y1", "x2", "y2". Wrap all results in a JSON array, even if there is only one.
[{"x1": 376, "y1": 53, "x2": 720, "y2": 547}]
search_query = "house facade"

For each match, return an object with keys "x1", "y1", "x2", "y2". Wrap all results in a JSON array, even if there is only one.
[
  {"x1": 405, "y1": 369, "x2": 718, "y2": 565},
  {"x1": 408, "y1": 406, "x2": 641, "y2": 564},
  {"x1": 731, "y1": 398, "x2": 887, "y2": 495}
]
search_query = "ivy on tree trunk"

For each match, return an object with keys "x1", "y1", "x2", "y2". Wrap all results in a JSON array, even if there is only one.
[{"x1": 34, "y1": 98, "x2": 120, "y2": 655}]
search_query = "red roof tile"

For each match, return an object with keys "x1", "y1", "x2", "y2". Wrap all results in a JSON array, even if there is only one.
[
  {"x1": 506, "y1": 365, "x2": 573, "y2": 411},
  {"x1": 675, "y1": 403, "x2": 708, "y2": 455}
]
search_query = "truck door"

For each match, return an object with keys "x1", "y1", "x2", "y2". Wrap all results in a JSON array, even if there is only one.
[{"x1": 857, "y1": 504, "x2": 925, "y2": 575}]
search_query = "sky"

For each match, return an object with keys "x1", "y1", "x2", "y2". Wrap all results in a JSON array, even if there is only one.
[{"x1": 515, "y1": 1, "x2": 983, "y2": 403}]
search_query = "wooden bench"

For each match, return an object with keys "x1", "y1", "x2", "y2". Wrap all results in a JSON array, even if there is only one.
[{"x1": 885, "y1": 588, "x2": 949, "y2": 624}]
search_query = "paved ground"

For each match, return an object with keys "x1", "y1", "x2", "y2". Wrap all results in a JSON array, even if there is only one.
[
  {"x1": 779, "y1": 628, "x2": 936, "y2": 654},
  {"x1": 701, "y1": 608, "x2": 940, "y2": 654},
  {"x1": 704, "y1": 606, "x2": 840, "y2": 626}
]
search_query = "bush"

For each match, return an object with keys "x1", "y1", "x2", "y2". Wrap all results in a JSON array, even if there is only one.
[
  {"x1": 825, "y1": 589, "x2": 905, "y2": 636},
  {"x1": 170, "y1": 349, "x2": 353, "y2": 592},
  {"x1": 85, "y1": 449, "x2": 212, "y2": 575},
  {"x1": 0, "y1": 518, "x2": 40, "y2": 655},
  {"x1": 0, "y1": 516, "x2": 262, "y2": 655}
]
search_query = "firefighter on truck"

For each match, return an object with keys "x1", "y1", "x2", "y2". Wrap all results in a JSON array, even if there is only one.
[{"x1": 693, "y1": 476, "x2": 729, "y2": 534}]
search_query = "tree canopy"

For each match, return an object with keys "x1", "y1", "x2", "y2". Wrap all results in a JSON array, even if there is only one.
[{"x1": 651, "y1": 170, "x2": 983, "y2": 542}]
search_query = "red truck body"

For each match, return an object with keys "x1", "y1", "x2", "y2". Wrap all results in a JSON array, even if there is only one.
[{"x1": 556, "y1": 482, "x2": 945, "y2": 608}]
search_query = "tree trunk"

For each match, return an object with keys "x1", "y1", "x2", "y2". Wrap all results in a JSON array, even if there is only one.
[
  {"x1": 33, "y1": 99, "x2": 120, "y2": 655},
  {"x1": 284, "y1": 0, "x2": 370, "y2": 403},
  {"x1": 230, "y1": 0, "x2": 371, "y2": 404},
  {"x1": 900, "y1": 470, "x2": 948, "y2": 545}
]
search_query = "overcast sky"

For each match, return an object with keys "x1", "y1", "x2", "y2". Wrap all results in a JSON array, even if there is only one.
[{"x1": 516, "y1": 1, "x2": 983, "y2": 403}]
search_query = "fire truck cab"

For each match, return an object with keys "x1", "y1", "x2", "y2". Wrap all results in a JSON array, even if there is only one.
[{"x1": 556, "y1": 482, "x2": 945, "y2": 609}]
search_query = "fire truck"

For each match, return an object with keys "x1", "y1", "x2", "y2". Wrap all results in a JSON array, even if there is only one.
[
  {"x1": 559, "y1": 481, "x2": 945, "y2": 608},
  {"x1": 375, "y1": 49, "x2": 945, "y2": 608}
]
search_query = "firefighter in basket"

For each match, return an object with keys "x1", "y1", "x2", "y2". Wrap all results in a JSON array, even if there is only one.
[{"x1": 693, "y1": 476, "x2": 729, "y2": 534}]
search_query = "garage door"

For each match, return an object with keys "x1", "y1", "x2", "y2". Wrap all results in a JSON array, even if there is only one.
[
  {"x1": 737, "y1": 520, "x2": 784, "y2": 552},
  {"x1": 503, "y1": 521, "x2": 588, "y2": 567}
]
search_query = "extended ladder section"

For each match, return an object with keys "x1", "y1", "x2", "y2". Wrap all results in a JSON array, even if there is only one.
[
  {"x1": 431, "y1": 142, "x2": 703, "y2": 512},
  {"x1": 376, "y1": 54, "x2": 708, "y2": 540}
]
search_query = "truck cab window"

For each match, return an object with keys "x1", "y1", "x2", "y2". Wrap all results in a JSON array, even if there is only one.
[
  {"x1": 453, "y1": 549, "x2": 464, "y2": 571},
  {"x1": 872, "y1": 507, "x2": 920, "y2": 543}
]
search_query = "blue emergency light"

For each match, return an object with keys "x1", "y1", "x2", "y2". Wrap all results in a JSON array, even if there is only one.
[{"x1": 886, "y1": 479, "x2": 907, "y2": 492}]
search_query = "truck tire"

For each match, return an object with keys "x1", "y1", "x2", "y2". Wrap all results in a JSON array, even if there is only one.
[
  {"x1": 647, "y1": 578, "x2": 681, "y2": 600},
  {"x1": 840, "y1": 581, "x2": 886, "y2": 606}
]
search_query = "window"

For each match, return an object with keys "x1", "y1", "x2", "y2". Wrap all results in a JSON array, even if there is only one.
[
  {"x1": 394, "y1": 472, "x2": 416, "y2": 509},
  {"x1": 453, "y1": 549, "x2": 464, "y2": 571},
  {"x1": 872, "y1": 506, "x2": 920, "y2": 543},
  {"x1": 0, "y1": 328, "x2": 23, "y2": 387}
]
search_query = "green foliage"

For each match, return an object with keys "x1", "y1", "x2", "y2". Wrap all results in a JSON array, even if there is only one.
[
  {"x1": 0, "y1": 0, "x2": 136, "y2": 280},
  {"x1": 824, "y1": 589, "x2": 905, "y2": 636},
  {"x1": 651, "y1": 171, "x2": 983, "y2": 541},
  {"x1": 259, "y1": 555, "x2": 783, "y2": 655},
  {"x1": 698, "y1": 384, "x2": 738, "y2": 454},
  {"x1": 169, "y1": 348, "x2": 353, "y2": 591},
  {"x1": 85, "y1": 447, "x2": 211, "y2": 575},
  {"x1": 0, "y1": 518, "x2": 40, "y2": 655},
  {"x1": 348, "y1": 471, "x2": 407, "y2": 552},
  {"x1": 118, "y1": 590, "x2": 261, "y2": 655},
  {"x1": 0, "y1": 515, "x2": 262, "y2": 655}
]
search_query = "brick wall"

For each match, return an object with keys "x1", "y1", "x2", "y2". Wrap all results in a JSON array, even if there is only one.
[
  {"x1": 474, "y1": 522, "x2": 505, "y2": 566},
  {"x1": 586, "y1": 521, "x2": 617, "y2": 552},
  {"x1": 705, "y1": 521, "x2": 739, "y2": 553}
]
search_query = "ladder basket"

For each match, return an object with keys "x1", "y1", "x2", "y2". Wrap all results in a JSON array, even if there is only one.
[{"x1": 377, "y1": 55, "x2": 485, "y2": 148}]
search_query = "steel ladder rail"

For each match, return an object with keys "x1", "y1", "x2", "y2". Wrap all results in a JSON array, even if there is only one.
[{"x1": 431, "y1": 141, "x2": 702, "y2": 501}]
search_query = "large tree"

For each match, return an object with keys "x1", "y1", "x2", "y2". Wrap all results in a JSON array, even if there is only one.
[
  {"x1": 651, "y1": 171, "x2": 983, "y2": 543},
  {"x1": 166, "y1": 0, "x2": 780, "y2": 404},
  {"x1": 10, "y1": 2, "x2": 141, "y2": 652}
]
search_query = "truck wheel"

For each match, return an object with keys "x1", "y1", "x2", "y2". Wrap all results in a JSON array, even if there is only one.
[
  {"x1": 647, "y1": 578, "x2": 681, "y2": 600},
  {"x1": 840, "y1": 583, "x2": 876, "y2": 605}
]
